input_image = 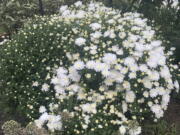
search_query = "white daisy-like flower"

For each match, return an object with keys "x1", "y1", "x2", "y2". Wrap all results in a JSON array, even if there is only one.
[
  {"x1": 54, "y1": 85, "x2": 65, "y2": 94},
  {"x1": 119, "y1": 125, "x2": 126, "y2": 135},
  {"x1": 142, "y1": 77, "x2": 152, "y2": 89},
  {"x1": 74, "y1": 1, "x2": 82, "y2": 7},
  {"x1": 116, "y1": 49, "x2": 124, "y2": 55},
  {"x1": 74, "y1": 60, "x2": 85, "y2": 70},
  {"x1": 89, "y1": 23, "x2": 101, "y2": 30},
  {"x1": 124, "y1": 57, "x2": 135, "y2": 66},
  {"x1": 75, "y1": 37, "x2": 86, "y2": 46},
  {"x1": 160, "y1": 66, "x2": 171, "y2": 79},
  {"x1": 102, "y1": 69, "x2": 110, "y2": 77},
  {"x1": 59, "y1": 75, "x2": 70, "y2": 86},
  {"x1": 41, "y1": 83, "x2": 50, "y2": 92},
  {"x1": 39, "y1": 106, "x2": 47, "y2": 113},
  {"x1": 69, "y1": 68, "x2": 81, "y2": 82},
  {"x1": 139, "y1": 64, "x2": 148, "y2": 72},
  {"x1": 91, "y1": 31, "x2": 102, "y2": 39},
  {"x1": 174, "y1": 80, "x2": 179, "y2": 92},
  {"x1": 149, "y1": 71, "x2": 160, "y2": 81},
  {"x1": 151, "y1": 104, "x2": 164, "y2": 118},
  {"x1": 122, "y1": 101, "x2": 128, "y2": 113},
  {"x1": 94, "y1": 62, "x2": 107, "y2": 72},
  {"x1": 151, "y1": 40, "x2": 162, "y2": 47},
  {"x1": 32, "y1": 81, "x2": 39, "y2": 87},
  {"x1": 81, "y1": 103, "x2": 97, "y2": 114},
  {"x1": 57, "y1": 67, "x2": 68, "y2": 75},
  {"x1": 103, "y1": 53, "x2": 117, "y2": 64},
  {"x1": 86, "y1": 60, "x2": 96, "y2": 69},
  {"x1": 51, "y1": 77, "x2": 60, "y2": 84},
  {"x1": 125, "y1": 91, "x2": 136, "y2": 103},
  {"x1": 149, "y1": 88, "x2": 158, "y2": 98},
  {"x1": 47, "y1": 115, "x2": 62, "y2": 131},
  {"x1": 59, "y1": 5, "x2": 68, "y2": 13},
  {"x1": 76, "y1": 10, "x2": 86, "y2": 18}
]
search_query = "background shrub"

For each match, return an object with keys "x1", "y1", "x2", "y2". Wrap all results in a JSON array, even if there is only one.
[{"x1": 0, "y1": 16, "x2": 66, "y2": 119}]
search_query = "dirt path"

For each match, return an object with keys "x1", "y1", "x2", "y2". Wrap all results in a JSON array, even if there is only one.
[{"x1": 165, "y1": 99, "x2": 180, "y2": 134}]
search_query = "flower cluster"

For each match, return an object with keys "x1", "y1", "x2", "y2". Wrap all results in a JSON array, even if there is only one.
[{"x1": 34, "y1": 1, "x2": 179, "y2": 135}]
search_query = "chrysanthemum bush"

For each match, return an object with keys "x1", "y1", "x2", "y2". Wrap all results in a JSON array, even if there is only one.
[{"x1": 0, "y1": 1, "x2": 179, "y2": 135}]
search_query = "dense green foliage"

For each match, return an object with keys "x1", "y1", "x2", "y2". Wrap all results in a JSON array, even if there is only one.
[{"x1": 0, "y1": 16, "x2": 67, "y2": 119}]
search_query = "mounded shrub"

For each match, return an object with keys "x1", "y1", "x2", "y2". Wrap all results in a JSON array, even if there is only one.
[
  {"x1": 2, "y1": 120, "x2": 48, "y2": 135},
  {"x1": 2, "y1": 120, "x2": 24, "y2": 135},
  {"x1": 0, "y1": 1, "x2": 179, "y2": 135}
]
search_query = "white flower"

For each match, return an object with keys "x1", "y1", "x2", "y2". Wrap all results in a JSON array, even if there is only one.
[
  {"x1": 135, "y1": 43, "x2": 145, "y2": 52},
  {"x1": 151, "y1": 40, "x2": 162, "y2": 47},
  {"x1": 162, "y1": 94, "x2": 170, "y2": 106},
  {"x1": 81, "y1": 103, "x2": 97, "y2": 114},
  {"x1": 129, "y1": 64, "x2": 138, "y2": 72},
  {"x1": 125, "y1": 91, "x2": 136, "y2": 103},
  {"x1": 90, "y1": 49, "x2": 97, "y2": 55},
  {"x1": 47, "y1": 115, "x2": 62, "y2": 131},
  {"x1": 54, "y1": 85, "x2": 65, "y2": 94},
  {"x1": 149, "y1": 71, "x2": 160, "y2": 81},
  {"x1": 107, "y1": 19, "x2": 115, "y2": 24},
  {"x1": 35, "y1": 119, "x2": 43, "y2": 128},
  {"x1": 74, "y1": 1, "x2": 82, "y2": 7},
  {"x1": 41, "y1": 83, "x2": 49, "y2": 92},
  {"x1": 124, "y1": 57, "x2": 135, "y2": 66},
  {"x1": 139, "y1": 64, "x2": 148, "y2": 72},
  {"x1": 82, "y1": 124, "x2": 88, "y2": 129},
  {"x1": 59, "y1": 75, "x2": 70, "y2": 86},
  {"x1": 129, "y1": 72, "x2": 136, "y2": 79},
  {"x1": 158, "y1": 87, "x2": 166, "y2": 95},
  {"x1": 57, "y1": 67, "x2": 68, "y2": 76},
  {"x1": 143, "y1": 91, "x2": 149, "y2": 98},
  {"x1": 103, "y1": 53, "x2": 117, "y2": 64},
  {"x1": 123, "y1": 81, "x2": 131, "y2": 90},
  {"x1": 174, "y1": 80, "x2": 179, "y2": 92},
  {"x1": 94, "y1": 62, "x2": 107, "y2": 72},
  {"x1": 122, "y1": 101, "x2": 128, "y2": 113},
  {"x1": 39, "y1": 106, "x2": 47, "y2": 113},
  {"x1": 89, "y1": 23, "x2": 101, "y2": 30},
  {"x1": 91, "y1": 31, "x2": 102, "y2": 40},
  {"x1": 160, "y1": 66, "x2": 171, "y2": 79},
  {"x1": 116, "y1": 49, "x2": 124, "y2": 55},
  {"x1": 62, "y1": 10, "x2": 70, "y2": 16},
  {"x1": 74, "y1": 60, "x2": 85, "y2": 70},
  {"x1": 51, "y1": 77, "x2": 60, "y2": 85},
  {"x1": 86, "y1": 60, "x2": 96, "y2": 69},
  {"x1": 32, "y1": 81, "x2": 39, "y2": 87},
  {"x1": 76, "y1": 10, "x2": 85, "y2": 18},
  {"x1": 151, "y1": 104, "x2": 164, "y2": 118},
  {"x1": 75, "y1": 37, "x2": 86, "y2": 46},
  {"x1": 69, "y1": 67, "x2": 81, "y2": 82},
  {"x1": 68, "y1": 84, "x2": 80, "y2": 92},
  {"x1": 112, "y1": 45, "x2": 119, "y2": 52},
  {"x1": 142, "y1": 77, "x2": 152, "y2": 89},
  {"x1": 119, "y1": 125, "x2": 126, "y2": 135},
  {"x1": 35, "y1": 112, "x2": 49, "y2": 128},
  {"x1": 104, "y1": 78, "x2": 114, "y2": 86},
  {"x1": 102, "y1": 69, "x2": 110, "y2": 77},
  {"x1": 119, "y1": 32, "x2": 126, "y2": 39},
  {"x1": 59, "y1": 5, "x2": 68, "y2": 13},
  {"x1": 150, "y1": 88, "x2": 158, "y2": 98}
]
